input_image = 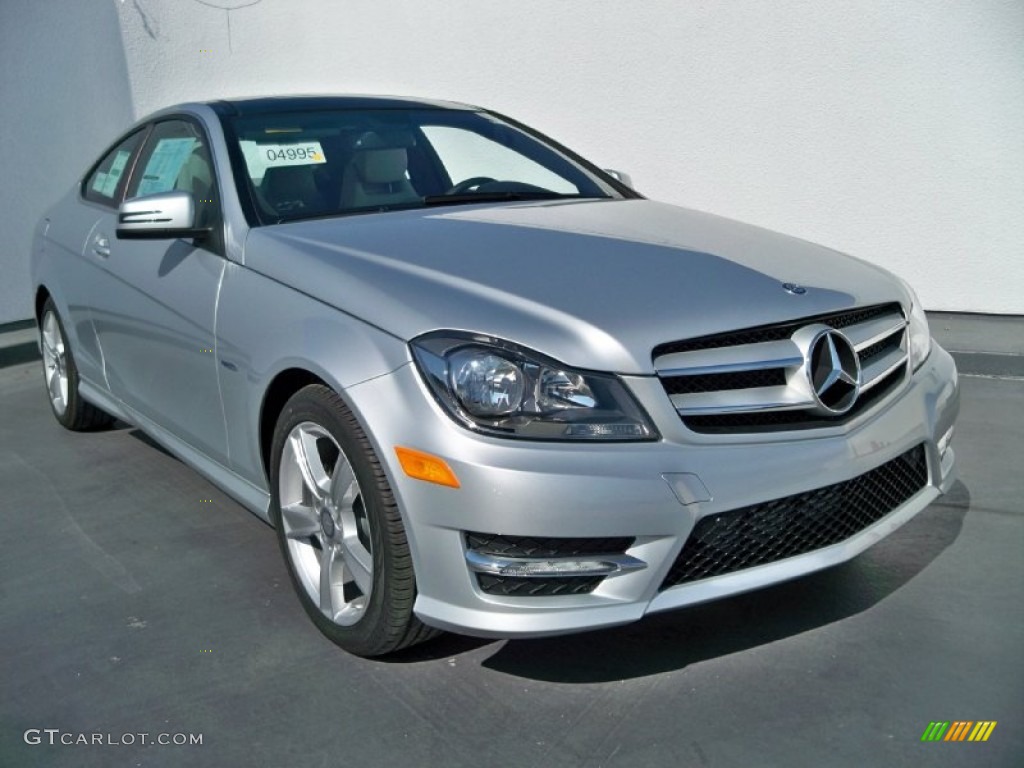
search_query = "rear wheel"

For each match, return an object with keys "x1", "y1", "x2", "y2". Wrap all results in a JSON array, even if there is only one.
[
  {"x1": 270, "y1": 384, "x2": 439, "y2": 656},
  {"x1": 40, "y1": 298, "x2": 113, "y2": 431}
]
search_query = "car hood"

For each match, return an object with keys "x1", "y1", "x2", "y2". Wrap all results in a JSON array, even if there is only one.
[{"x1": 243, "y1": 199, "x2": 907, "y2": 373}]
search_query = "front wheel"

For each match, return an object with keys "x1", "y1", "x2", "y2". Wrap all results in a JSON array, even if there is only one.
[{"x1": 270, "y1": 384, "x2": 439, "y2": 656}]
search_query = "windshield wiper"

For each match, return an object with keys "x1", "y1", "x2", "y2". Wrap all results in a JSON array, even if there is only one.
[{"x1": 422, "y1": 192, "x2": 594, "y2": 207}]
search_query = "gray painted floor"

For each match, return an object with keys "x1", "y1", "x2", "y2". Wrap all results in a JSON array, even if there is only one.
[{"x1": 1, "y1": 357, "x2": 1021, "y2": 767}]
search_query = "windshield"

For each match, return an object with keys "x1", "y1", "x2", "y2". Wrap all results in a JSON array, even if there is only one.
[{"x1": 225, "y1": 108, "x2": 621, "y2": 224}]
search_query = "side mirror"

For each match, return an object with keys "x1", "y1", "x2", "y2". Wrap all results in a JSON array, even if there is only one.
[
  {"x1": 116, "y1": 191, "x2": 210, "y2": 240},
  {"x1": 603, "y1": 168, "x2": 635, "y2": 190}
]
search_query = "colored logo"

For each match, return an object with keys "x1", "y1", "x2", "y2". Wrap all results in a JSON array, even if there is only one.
[{"x1": 921, "y1": 721, "x2": 997, "y2": 742}]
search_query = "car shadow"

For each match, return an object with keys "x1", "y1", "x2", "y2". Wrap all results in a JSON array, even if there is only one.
[
  {"x1": 0, "y1": 341, "x2": 41, "y2": 369},
  {"x1": 157, "y1": 240, "x2": 196, "y2": 277},
  {"x1": 127, "y1": 426, "x2": 177, "y2": 459},
  {"x1": 455, "y1": 481, "x2": 969, "y2": 682}
]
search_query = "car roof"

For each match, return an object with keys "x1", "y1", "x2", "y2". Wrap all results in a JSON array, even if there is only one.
[{"x1": 204, "y1": 95, "x2": 481, "y2": 116}]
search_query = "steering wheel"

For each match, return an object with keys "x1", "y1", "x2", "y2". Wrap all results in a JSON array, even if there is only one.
[{"x1": 448, "y1": 176, "x2": 497, "y2": 195}]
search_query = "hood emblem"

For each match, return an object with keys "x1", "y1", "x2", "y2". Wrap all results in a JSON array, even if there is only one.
[
  {"x1": 783, "y1": 282, "x2": 807, "y2": 295},
  {"x1": 807, "y1": 330, "x2": 861, "y2": 415}
]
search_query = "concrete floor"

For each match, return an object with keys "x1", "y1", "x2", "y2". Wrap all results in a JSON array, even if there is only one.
[{"x1": 1, "y1": 348, "x2": 1021, "y2": 767}]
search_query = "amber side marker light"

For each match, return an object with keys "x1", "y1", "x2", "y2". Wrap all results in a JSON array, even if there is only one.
[{"x1": 395, "y1": 447, "x2": 461, "y2": 488}]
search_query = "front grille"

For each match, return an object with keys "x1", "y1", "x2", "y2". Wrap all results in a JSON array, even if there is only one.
[
  {"x1": 466, "y1": 533, "x2": 634, "y2": 596},
  {"x1": 654, "y1": 303, "x2": 908, "y2": 433},
  {"x1": 659, "y1": 444, "x2": 928, "y2": 589},
  {"x1": 660, "y1": 368, "x2": 787, "y2": 395},
  {"x1": 652, "y1": 304, "x2": 899, "y2": 357},
  {"x1": 859, "y1": 331, "x2": 903, "y2": 363},
  {"x1": 685, "y1": 366, "x2": 904, "y2": 433}
]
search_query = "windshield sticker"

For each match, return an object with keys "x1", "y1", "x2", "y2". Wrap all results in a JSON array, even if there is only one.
[
  {"x1": 240, "y1": 140, "x2": 326, "y2": 183},
  {"x1": 136, "y1": 138, "x2": 198, "y2": 197},
  {"x1": 244, "y1": 140, "x2": 326, "y2": 175},
  {"x1": 261, "y1": 142, "x2": 325, "y2": 165}
]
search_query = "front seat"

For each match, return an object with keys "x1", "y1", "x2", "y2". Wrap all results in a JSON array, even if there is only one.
[
  {"x1": 339, "y1": 133, "x2": 419, "y2": 210},
  {"x1": 261, "y1": 165, "x2": 329, "y2": 215}
]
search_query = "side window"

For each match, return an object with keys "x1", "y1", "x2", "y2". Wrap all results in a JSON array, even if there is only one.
[
  {"x1": 420, "y1": 126, "x2": 578, "y2": 194},
  {"x1": 83, "y1": 130, "x2": 146, "y2": 207},
  {"x1": 127, "y1": 119, "x2": 220, "y2": 232}
]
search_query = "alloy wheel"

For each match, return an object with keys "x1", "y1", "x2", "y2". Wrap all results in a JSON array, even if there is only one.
[
  {"x1": 41, "y1": 310, "x2": 69, "y2": 416},
  {"x1": 277, "y1": 421, "x2": 374, "y2": 626}
]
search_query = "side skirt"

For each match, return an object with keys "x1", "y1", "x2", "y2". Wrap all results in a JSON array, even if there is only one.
[{"x1": 79, "y1": 378, "x2": 272, "y2": 523}]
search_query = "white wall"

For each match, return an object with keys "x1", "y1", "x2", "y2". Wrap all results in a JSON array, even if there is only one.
[
  {"x1": 2, "y1": 1, "x2": 1021, "y2": 323},
  {"x1": 0, "y1": 0, "x2": 134, "y2": 324}
]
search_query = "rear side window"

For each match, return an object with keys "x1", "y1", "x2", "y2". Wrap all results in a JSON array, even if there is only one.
[{"x1": 83, "y1": 130, "x2": 146, "y2": 207}]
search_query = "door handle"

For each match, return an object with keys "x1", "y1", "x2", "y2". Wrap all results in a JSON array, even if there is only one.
[{"x1": 92, "y1": 233, "x2": 110, "y2": 258}]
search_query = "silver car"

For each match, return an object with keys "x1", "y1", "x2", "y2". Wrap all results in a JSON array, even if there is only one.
[{"x1": 32, "y1": 96, "x2": 959, "y2": 656}]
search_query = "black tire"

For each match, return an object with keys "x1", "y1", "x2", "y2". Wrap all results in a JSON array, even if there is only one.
[
  {"x1": 39, "y1": 298, "x2": 114, "y2": 431},
  {"x1": 269, "y1": 384, "x2": 440, "y2": 657}
]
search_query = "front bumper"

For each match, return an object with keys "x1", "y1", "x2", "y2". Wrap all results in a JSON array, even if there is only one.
[{"x1": 345, "y1": 344, "x2": 959, "y2": 638}]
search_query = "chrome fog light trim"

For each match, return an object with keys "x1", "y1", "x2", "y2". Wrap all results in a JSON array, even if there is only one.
[{"x1": 938, "y1": 425, "x2": 954, "y2": 458}]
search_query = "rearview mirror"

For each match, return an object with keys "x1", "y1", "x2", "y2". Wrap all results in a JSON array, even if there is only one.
[
  {"x1": 116, "y1": 191, "x2": 210, "y2": 240},
  {"x1": 603, "y1": 168, "x2": 634, "y2": 190}
]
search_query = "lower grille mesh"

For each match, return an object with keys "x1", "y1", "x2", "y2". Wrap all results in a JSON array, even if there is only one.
[
  {"x1": 477, "y1": 574, "x2": 604, "y2": 597},
  {"x1": 660, "y1": 444, "x2": 928, "y2": 589}
]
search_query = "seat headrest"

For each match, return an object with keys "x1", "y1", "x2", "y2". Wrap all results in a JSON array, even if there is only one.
[
  {"x1": 263, "y1": 165, "x2": 318, "y2": 195},
  {"x1": 354, "y1": 148, "x2": 408, "y2": 185}
]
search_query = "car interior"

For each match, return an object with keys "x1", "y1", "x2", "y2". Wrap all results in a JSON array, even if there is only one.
[{"x1": 248, "y1": 127, "x2": 431, "y2": 220}]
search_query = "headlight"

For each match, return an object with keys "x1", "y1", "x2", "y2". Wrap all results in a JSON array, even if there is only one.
[
  {"x1": 902, "y1": 281, "x2": 932, "y2": 371},
  {"x1": 411, "y1": 333, "x2": 658, "y2": 441}
]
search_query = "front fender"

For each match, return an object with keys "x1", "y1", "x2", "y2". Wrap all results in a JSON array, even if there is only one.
[{"x1": 215, "y1": 260, "x2": 409, "y2": 489}]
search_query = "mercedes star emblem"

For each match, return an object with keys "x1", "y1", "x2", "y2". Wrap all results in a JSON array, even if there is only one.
[{"x1": 807, "y1": 329, "x2": 861, "y2": 415}]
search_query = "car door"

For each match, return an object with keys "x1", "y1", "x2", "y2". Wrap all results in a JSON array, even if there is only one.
[
  {"x1": 88, "y1": 117, "x2": 229, "y2": 465},
  {"x1": 49, "y1": 128, "x2": 148, "y2": 388}
]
